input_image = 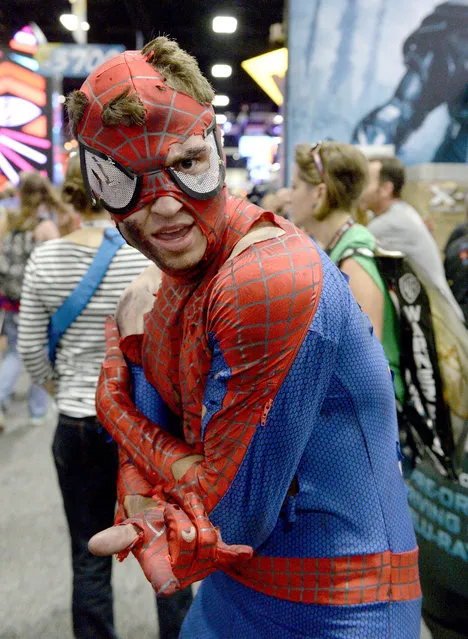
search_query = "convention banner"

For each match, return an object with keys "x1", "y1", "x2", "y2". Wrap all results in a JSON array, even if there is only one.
[
  {"x1": 286, "y1": 0, "x2": 468, "y2": 176},
  {"x1": 407, "y1": 459, "x2": 468, "y2": 595},
  {"x1": 34, "y1": 44, "x2": 125, "y2": 78}
]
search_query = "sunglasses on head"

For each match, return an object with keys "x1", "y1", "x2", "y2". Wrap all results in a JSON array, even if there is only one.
[{"x1": 310, "y1": 142, "x2": 324, "y2": 180}]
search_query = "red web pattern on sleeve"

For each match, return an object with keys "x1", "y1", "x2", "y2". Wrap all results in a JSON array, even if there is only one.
[
  {"x1": 142, "y1": 226, "x2": 323, "y2": 512},
  {"x1": 226, "y1": 549, "x2": 422, "y2": 605}
]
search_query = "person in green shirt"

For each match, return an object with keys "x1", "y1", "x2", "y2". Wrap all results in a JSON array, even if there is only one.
[{"x1": 290, "y1": 141, "x2": 403, "y2": 403}]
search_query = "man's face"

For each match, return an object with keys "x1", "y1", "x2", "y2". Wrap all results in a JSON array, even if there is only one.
[
  {"x1": 117, "y1": 134, "x2": 211, "y2": 272},
  {"x1": 359, "y1": 160, "x2": 383, "y2": 214}
]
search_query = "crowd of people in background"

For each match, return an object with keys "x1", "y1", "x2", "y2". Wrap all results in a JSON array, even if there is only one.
[
  {"x1": 0, "y1": 172, "x2": 76, "y2": 430},
  {"x1": 0, "y1": 82, "x2": 467, "y2": 638}
]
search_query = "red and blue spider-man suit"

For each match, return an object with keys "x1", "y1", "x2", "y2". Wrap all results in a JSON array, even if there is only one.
[{"x1": 73, "y1": 45, "x2": 422, "y2": 638}]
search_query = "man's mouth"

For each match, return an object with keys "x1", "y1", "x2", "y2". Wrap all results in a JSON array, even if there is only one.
[
  {"x1": 151, "y1": 223, "x2": 196, "y2": 251},
  {"x1": 155, "y1": 224, "x2": 193, "y2": 241}
]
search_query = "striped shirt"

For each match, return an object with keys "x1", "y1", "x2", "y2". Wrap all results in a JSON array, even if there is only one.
[{"x1": 18, "y1": 236, "x2": 150, "y2": 418}]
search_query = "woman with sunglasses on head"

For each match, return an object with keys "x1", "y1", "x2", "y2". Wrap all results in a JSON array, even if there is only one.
[{"x1": 290, "y1": 141, "x2": 403, "y2": 405}]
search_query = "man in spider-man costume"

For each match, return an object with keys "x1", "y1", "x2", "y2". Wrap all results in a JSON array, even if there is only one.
[{"x1": 67, "y1": 37, "x2": 422, "y2": 638}]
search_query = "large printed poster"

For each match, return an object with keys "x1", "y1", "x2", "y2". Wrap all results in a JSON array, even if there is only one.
[{"x1": 286, "y1": 0, "x2": 468, "y2": 170}]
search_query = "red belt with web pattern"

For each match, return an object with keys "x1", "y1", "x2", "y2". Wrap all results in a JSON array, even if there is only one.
[{"x1": 225, "y1": 548, "x2": 421, "y2": 605}]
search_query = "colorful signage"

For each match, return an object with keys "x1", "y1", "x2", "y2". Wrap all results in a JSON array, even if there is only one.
[
  {"x1": 0, "y1": 51, "x2": 53, "y2": 187},
  {"x1": 241, "y1": 48, "x2": 288, "y2": 107}
]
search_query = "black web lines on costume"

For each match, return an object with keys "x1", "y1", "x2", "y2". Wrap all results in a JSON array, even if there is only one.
[{"x1": 82, "y1": 84, "x2": 214, "y2": 174}]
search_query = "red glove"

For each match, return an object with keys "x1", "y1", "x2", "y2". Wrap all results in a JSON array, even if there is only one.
[{"x1": 119, "y1": 492, "x2": 253, "y2": 595}]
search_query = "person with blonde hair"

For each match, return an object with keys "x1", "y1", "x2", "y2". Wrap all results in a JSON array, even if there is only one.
[
  {"x1": 15, "y1": 171, "x2": 79, "y2": 237},
  {"x1": 291, "y1": 141, "x2": 403, "y2": 402},
  {"x1": 0, "y1": 171, "x2": 63, "y2": 430}
]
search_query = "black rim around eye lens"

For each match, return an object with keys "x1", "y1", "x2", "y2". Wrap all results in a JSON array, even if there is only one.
[
  {"x1": 78, "y1": 121, "x2": 225, "y2": 213},
  {"x1": 78, "y1": 142, "x2": 143, "y2": 217},
  {"x1": 166, "y1": 126, "x2": 225, "y2": 200}
]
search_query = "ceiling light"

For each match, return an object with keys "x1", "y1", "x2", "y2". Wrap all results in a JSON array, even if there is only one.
[
  {"x1": 59, "y1": 14, "x2": 79, "y2": 31},
  {"x1": 212, "y1": 17, "x2": 238, "y2": 34},
  {"x1": 211, "y1": 64, "x2": 232, "y2": 78},
  {"x1": 213, "y1": 95, "x2": 230, "y2": 107},
  {"x1": 215, "y1": 114, "x2": 227, "y2": 125}
]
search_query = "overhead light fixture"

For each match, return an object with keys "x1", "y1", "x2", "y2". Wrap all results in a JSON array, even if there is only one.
[
  {"x1": 213, "y1": 95, "x2": 230, "y2": 107},
  {"x1": 212, "y1": 17, "x2": 238, "y2": 34},
  {"x1": 59, "y1": 14, "x2": 79, "y2": 31},
  {"x1": 211, "y1": 64, "x2": 232, "y2": 78}
]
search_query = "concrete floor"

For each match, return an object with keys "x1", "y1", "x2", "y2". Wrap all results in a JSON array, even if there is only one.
[
  {"x1": 0, "y1": 371, "x2": 433, "y2": 639},
  {"x1": 0, "y1": 375, "x2": 158, "y2": 639}
]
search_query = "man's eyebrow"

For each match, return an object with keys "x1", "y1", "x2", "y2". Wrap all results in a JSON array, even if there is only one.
[{"x1": 166, "y1": 145, "x2": 208, "y2": 168}]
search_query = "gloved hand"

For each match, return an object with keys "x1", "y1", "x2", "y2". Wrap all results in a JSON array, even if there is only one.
[{"x1": 94, "y1": 492, "x2": 253, "y2": 596}]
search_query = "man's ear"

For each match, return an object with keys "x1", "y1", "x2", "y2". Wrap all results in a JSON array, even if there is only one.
[{"x1": 381, "y1": 180, "x2": 394, "y2": 199}]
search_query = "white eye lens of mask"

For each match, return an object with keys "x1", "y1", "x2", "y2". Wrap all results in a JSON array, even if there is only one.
[
  {"x1": 83, "y1": 149, "x2": 138, "y2": 210},
  {"x1": 170, "y1": 131, "x2": 222, "y2": 196}
]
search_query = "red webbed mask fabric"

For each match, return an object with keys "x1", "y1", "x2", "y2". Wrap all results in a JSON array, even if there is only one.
[{"x1": 75, "y1": 50, "x2": 228, "y2": 280}]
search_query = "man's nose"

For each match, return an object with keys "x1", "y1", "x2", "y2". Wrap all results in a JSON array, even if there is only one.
[{"x1": 149, "y1": 196, "x2": 183, "y2": 217}]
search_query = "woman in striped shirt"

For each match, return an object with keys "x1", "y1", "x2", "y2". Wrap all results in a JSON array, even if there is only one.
[{"x1": 18, "y1": 155, "x2": 150, "y2": 639}]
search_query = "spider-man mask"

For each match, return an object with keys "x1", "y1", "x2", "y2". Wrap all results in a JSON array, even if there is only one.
[{"x1": 74, "y1": 50, "x2": 228, "y2": 277}]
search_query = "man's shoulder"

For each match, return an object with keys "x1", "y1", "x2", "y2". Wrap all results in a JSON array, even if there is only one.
[
  {"x1": 222, "y1": 221, "x2": 319, "y2": 273},
  {"x1": 389, "y1": 200, "x2": 421, "y2": 217},
  {"x1": 369, "y1": 201, "x2": 421, "y2": 231},
  {"x1": 211, "y1": 224, "x2": 323, "y2": 310}
]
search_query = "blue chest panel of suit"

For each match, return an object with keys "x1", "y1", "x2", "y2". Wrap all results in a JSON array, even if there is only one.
[{"x1": 132, "y1": 249, "x2": 421, "y2": 638}]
